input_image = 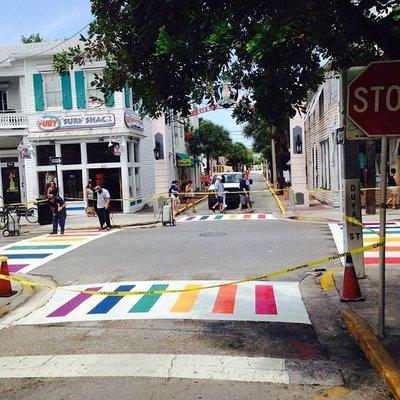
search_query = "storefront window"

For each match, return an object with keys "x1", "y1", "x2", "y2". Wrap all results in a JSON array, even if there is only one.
[
  {"x1": 37, "y1": 145, "x2": 55, "y2": 166},
  {"x1": 128, "y1": 168, "x2": 134, "y2": 198},
  {"x1": 63, "y1": 170, "x2": 83, "y2": 200},
  {"x1": 61, "y1": 144, "x2": 82, "y2": 165},
  {"x1": 135, "y1": 167, "x2": 140, "y2": 195},
  {"x1": 87, "y1": 143, "x2": 120, "y2": 163},
  {"x1": 38, "y1": 171, "x2": 57, "y2": 197}
]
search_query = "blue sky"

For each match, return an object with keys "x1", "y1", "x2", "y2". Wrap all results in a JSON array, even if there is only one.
[{"x1": 1, "y1": 0, "x2": 250, "y2": 147}]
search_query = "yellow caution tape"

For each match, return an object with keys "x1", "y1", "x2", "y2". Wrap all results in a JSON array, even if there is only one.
[{"x1": 0, "y1": 240, "x2": 384, "y2": 297}]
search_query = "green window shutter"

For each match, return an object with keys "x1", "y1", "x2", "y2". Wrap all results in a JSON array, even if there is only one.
[
  {"x1": 74, "y1": 71, "x2": 86, "y2": 109},
  {"x1": 124, "y1": 83, "x2": 131, "y2": 108},
  {"x1": 105, "y1": 90, "x2": 115, "y2": 107},
  {"x1": 33, "y1": 73, "x2": 44, "y2": 111},
  {"x1": 61, "y1": 73, "x2": 72, "y2": 110}
]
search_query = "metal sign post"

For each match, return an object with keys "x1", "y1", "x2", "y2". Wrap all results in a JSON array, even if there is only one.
[
  {"x1": 342, "y1": 72, "x2": 365, "y2": 278},
  {"x1": 378, "y1": 136, "x2": 388, "y2": 338}
]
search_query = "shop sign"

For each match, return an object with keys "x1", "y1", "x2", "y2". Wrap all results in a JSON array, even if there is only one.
[
  {"x1": 37, "y1": 114, "x2": 115, "y2": 132},
  {"x1": 50, "y1": 157, "x2": 62, "y2": 165},
  {"x1": 19, "y1": 146, "x2": 32, "y2": 159},
  {"x1": 124, "y1": 110, "x2": 144, "y2": 131},
  {"x1": 178, "y1": 158, "x2": 194, "y2": 167}
]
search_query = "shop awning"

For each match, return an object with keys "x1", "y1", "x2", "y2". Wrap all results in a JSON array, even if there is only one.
[{"x1": 176, "y1": 152, "x2": 194, "y2": 167}]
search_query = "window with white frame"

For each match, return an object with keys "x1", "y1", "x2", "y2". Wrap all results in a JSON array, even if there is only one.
[
  {"x1": 320, "y1": 139, "x2": 331, "y2": 189},
  {"x1": 43, "y1": 73, "x2": 62, "y2": 108},
  {"x1": 135, "y1": 167, "x2": 141, "y2": 196},
  {"x1": 85, "y1": 70, "x2": 104, "y2": 107},
  {"x1": 329, "y1": 77, "x2": 338, "y2": 102}
]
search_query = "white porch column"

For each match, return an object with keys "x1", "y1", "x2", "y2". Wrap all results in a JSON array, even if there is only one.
[{"x1": 120, "y1": 137, "x2": 130, "y2": 213}]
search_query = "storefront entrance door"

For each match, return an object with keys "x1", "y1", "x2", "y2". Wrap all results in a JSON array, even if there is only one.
[
  {"x1": 1, "y1": 167, "x2": 21, "y2": 205},
  {"x1": 89, "y1": 168, "x2": 122, "y2": 212}
]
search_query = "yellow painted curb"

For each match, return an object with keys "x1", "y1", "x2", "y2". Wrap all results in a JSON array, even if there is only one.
[
  {"x1": 320, "y1": 267, "x2": 341, "y2": 291},
  {"x1": 341, "y1": 309, "x2": 400, "y2": 399},
  {"x1": 312, "y1": 386, "x2": 349, "y2": 400},
  {"x1": 266, "y1": 181, "x2": 286, "y2": 215}
]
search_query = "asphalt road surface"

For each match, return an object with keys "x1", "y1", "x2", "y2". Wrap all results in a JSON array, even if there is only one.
[{"x1": 0, "y1": 173, "x2": 389, "y2": 399}]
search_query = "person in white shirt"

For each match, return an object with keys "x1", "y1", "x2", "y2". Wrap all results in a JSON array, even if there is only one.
[{"x1": 95, "y1": 185, "x2": 111, "y2": 230}]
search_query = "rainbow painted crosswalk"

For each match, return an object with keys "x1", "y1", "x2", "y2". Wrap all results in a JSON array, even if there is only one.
[
  {"x1": 329, "y1": 221, "x2": 400, "y2": 265},
  {"x1": 177, "y1": 213, "x2": 276, "y2": 223},
  {"x1": 0, "y1": 229, "x2": 117, "y2": 275},
  {"x1": 16, "y1": 280, "x2": 310, "y2": 325}
]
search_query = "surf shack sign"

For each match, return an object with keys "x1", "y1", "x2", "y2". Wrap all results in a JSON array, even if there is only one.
[{"x1": 38, "y1": 114, "x2": 115, "y2": 132}]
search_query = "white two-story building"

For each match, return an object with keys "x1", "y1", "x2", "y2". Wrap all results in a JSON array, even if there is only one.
[{"x1": 0, "y1": 40, "x2": 156, "y2": 213}]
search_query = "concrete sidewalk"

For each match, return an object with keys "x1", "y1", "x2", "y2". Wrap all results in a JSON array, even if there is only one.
[{"x1": 280, "y1": 195, "x2": 400, "y2": 398}]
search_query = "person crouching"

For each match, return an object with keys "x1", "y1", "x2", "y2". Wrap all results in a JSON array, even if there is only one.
[{"x1": 48, "y1": 193, "x2": 67, "y2": 235}]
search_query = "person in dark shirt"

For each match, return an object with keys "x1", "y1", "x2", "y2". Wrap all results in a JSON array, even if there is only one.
[
  {"x1": 387, "y1": 168, "x2": 399, "y2": 210},
  {"x1": 237, "y1": 172, "x2": 253, "y2": 213},
  {"x1": 48, "y1": 193, "x2": 67, "y2": 234}
]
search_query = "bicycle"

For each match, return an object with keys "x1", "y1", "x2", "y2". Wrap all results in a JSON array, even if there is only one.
[{"x1": 7, "y1": 204, "x2": 38, "y2": 224}]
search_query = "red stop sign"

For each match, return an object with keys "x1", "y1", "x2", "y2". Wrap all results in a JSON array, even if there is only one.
[{"x1": 347, "y1": 61, "x2": 400, "y2": 136}]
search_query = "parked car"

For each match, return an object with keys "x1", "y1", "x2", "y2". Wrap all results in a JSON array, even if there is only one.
[{"x1": 208, "y1": 172, "x2": 242, "y2": 210}]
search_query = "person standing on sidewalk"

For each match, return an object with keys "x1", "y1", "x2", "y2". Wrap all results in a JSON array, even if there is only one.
[
  {"x1": 85, "y1": 181, "x2": 96, "y2": 217},
  {"x1": 212, "y1": 175, "x2": 225, "y2": 213},
  {"x1": 48, "y1": 193, "x2": 67, "y2": 235},
  {"x1": 169, "y1": 180, "x2": 180, "y2": 216},
  {"x1": 95, "y1": 185, "x2": 111, "y2": 230},
  {"x1": 237, "y1": 172, "x2": 253, "y2": 213},
  {"x1": 387, "y1": 168, "x2": 399, "y2": 210},
  {"x1": 185, "y1": 180, "x2": 196, "y2": 213}
]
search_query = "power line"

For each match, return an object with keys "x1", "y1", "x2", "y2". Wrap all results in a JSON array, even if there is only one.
[{"x1": 0, "y1": 21, "x2": 92, "y2": 64}]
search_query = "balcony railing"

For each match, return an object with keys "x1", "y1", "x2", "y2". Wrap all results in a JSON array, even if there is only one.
[{"x1": 0, "y1": 111, "x2": 28, "y2": 129}]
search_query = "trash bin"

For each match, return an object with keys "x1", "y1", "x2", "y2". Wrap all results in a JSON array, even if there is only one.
[{"x1": 37, "y1": 198, "x2": 53, "y2": 225}]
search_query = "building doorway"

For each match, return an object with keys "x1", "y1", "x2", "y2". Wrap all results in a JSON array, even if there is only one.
[
  {"x1": 88, "y1": 168, "x2": 122, "y2": 212},
  {"x1": 1, "y1": 166, "x2": 21, "y2": 204}
]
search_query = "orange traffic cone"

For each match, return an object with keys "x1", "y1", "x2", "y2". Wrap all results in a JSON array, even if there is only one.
[
  {"x1": 340, "y1": 254, "x2": 365, "y2": 302},
  {"x1": 0, "y1": 259, "x2": 17, "y2": 297}
]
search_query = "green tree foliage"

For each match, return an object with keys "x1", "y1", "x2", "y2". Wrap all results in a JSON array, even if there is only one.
[
  {"x1": 21, "y1": 33, "x2": 44, "y2": 43},
  {"x1": 53, "y1": 1, "x2": 400, "y2": 125},
  {"x1": 226, "y1": 142, "x2": 254, "y2": 172},
  {"x1": 243, "y1": 115, "x2": 290, "y2": 185},
  {"x1": 188, "y1": 119, "x2": 232, "y2": 172}
]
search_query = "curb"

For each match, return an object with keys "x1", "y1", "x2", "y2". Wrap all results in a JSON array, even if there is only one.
[
  {"x1": 0, "y1": 282, "x2": 34, "y2": 319},
  {"x1": 23, "y1": 196, "x2": 208, "y2": 234},
  {"x1": 341, "y1": 308, "x2": 400, "y2": 399}
]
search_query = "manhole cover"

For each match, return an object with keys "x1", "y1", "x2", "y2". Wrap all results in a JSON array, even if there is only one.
[{"x1": 199, "y1": 232, "x2": 227, "y2": 237}]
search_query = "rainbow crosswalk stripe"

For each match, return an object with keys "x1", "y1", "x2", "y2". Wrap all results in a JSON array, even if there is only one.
[
  {"x1": 16, "y1": 281, "x2": 310, "y2": 325},
  {"x1": 331, "y1": 221, "x2": 400, "y2": 265},
  {"x1": 0, "y1": 229, "x2": 116, "y2": 274},
  {"x1": 177, "y1": 213, "x2": 274, "y2": 223}
]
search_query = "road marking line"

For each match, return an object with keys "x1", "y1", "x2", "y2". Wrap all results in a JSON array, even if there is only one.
[
  {"x1": 129, "y1": 284, "x2": 168, "y2": 313},
  {"x1": 212, "y1": 284, "x2": 237, "y2": 314},
  {"x1": 16, "y1": 280, "x2": 310, "y2": 325},
  {"x1": 0, "y1": 353, "x2": 289, "y2": 383},
  {"x1": 88, "y1": 285, "x2": 135, "y2": 314},
  {"x1": 48, "y1": 287, "x2": 102, "y2": 317},
  {"x1": 170, "y1": 284, "x2": 202, "y2": 313},
  {"x1": 255, "y1": 285, "x2": 277, "y2": 314}
]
